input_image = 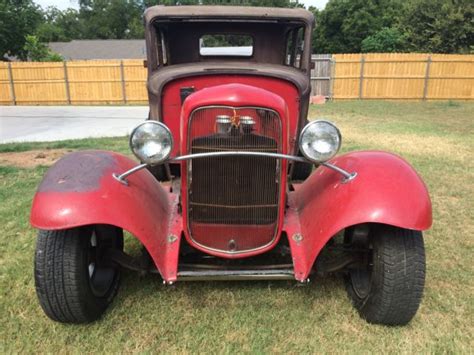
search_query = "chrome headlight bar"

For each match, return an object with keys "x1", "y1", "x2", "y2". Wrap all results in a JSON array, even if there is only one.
[{"x1": 113, "y1": 120, "x2": 356, "y2": 185}]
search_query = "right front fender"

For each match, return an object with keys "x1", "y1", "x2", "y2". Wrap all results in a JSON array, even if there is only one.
[{"x1": 30, "y1": 150, "x2": 181, "y2": 281}]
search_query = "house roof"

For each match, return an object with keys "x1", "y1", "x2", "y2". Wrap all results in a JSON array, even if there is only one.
[{"x1": 48, "y1": 40, "x2": 146, "y2": 60}]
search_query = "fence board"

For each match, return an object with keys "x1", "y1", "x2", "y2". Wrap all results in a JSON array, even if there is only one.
[
  {"x1": 123, "y1": 59, "x2": 147, "y2": 104},
  {"x1": 332, "y1": 53, "x2": 362, "y2": 99},
  {"x1": 310, "y1": 54, "x2": 332, "y2": 97},
  {"x1": 0, "y1": 63, "x2": 12, "y2": 104},
  {"x1": 0, "y1": 54, "x2": 472, "y2": 105}
]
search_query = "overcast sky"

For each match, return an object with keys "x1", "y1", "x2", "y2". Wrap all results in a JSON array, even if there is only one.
[{"x1": 34, "y1": 0, "x2": 329, "y2": 11}]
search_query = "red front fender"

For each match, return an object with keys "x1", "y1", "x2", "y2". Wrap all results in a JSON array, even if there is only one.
[
  {"x1": 30, "y1": 150, "x2": 181, "y2": 281},
  {"x1": 285, "y1": 151, "x2": 432, "y2": 281}
]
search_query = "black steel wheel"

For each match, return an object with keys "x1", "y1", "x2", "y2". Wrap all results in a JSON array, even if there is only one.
[
  {"x1": 344, "y1": 224, "x2": 426, "y2": 326},
  {"x1": 34, "y1": 225, "x2": 123, "y2": 323}
]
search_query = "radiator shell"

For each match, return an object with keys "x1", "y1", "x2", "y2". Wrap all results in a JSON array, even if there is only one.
[{"x1": 187, "y1": 106, "x2": 282, "y2": 254}]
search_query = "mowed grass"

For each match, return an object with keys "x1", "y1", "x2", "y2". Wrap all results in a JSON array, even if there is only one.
[{"x1": 1, "y1": 101, "x2": 473, "y2": 353}]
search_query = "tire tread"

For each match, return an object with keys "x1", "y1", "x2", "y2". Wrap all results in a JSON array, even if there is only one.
[
  {"x1": 34, "y1": 228, "x2": 120, "y2": 323},
  {"x1": 346, "y1": 226, "x2": 426, "y2": 326}
]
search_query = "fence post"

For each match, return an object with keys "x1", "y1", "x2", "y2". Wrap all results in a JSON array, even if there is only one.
[
  {"x1": 329, "y1": 57, "x2": 335, "y2": 100},
  {"x1": 422, "y1": 55, "x2": 432, "y2": 101},
  {"x1": 63, "y1": 61, "x2": 71, "y2": 104},
  {"x1": 120, "y1": 60, "x2": 127, "y2": 104},
  {"x1": 359, "y1": 55, "x2": 365, "y2": 99},
  {"x1": 7, "y1": 62, "x2": 16, "y2": 105}
]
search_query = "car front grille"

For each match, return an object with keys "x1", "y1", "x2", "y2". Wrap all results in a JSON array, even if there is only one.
[{"x1": 187, "y1": 106, "x2": 282, "y2": 253}]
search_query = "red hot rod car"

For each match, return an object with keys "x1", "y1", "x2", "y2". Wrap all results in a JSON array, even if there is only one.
[{"x1": 31, "y1": 6, "x2": 432, "y2": 325}]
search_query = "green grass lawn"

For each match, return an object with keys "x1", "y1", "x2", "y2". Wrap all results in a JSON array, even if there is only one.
[{"x1": 1, "y1": 101, "x2": 473, "y2": 353}]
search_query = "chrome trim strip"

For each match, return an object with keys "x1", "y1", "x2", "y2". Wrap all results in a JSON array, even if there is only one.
[
  {"x1": 112, "y1": 152, "x2": 357, "y2": 185},
  {"x1": 169, "y1": 151, "x2": 307, "y2": 163},
  {"x1": 182, "y1": 232, "x2": 280, "y2": 255},
  {"x1": 321, "y1": 162, "x2": 357, "y2": 182},
  {"x1": 113, "y1": 163, "x2": 148, "y2": 184},
  {"x1": 177, "y1": 269, "x2": 295, "y2": 281}
]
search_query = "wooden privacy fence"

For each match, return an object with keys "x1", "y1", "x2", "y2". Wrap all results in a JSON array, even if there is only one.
[
  {"x1": 0, "y1": 54, "x2": 473, "y2": 105},
  {"x1": 0, "y1": 59, "x2": 147, "y2": 105},
  {"x1": 329, "y1": 53, "x2": 474, "y2": 100}
]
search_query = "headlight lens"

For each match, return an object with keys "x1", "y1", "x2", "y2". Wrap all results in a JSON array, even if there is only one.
[
  {"x1": 129, "y1": 121, "x2": 173, "y2": 165},
  {"x1": 299, "y1": 120, "x2": 341, "y2": 163}
]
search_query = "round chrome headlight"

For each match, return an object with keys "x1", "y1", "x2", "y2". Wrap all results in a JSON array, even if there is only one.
[
  {"x1": 299, "y1": 120, "x2": 341, "y2": 163},
  {"x1": 129, "y1": 121, "x2": 173, "y2": 165}
]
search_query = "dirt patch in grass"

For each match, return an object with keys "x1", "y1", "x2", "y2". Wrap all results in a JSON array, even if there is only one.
[{"x1": 0, "y1": 149, "x2": 71, "y2": 168}]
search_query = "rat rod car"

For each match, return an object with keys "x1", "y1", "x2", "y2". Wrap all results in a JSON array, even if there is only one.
[{"x1": 31, "y1": 6, "x2": 432, "y2": 326}]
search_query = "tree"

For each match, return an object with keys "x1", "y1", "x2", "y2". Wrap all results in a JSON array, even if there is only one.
[
  {"x1": 23, "y1": 35, "x2": 63, "y2": 61},
  {"x1": 0, "y1": 0, "x2": 43, "y2": 59},
  {"x1": 36, "y1": 7, "x2": 85, "y2": 42},
  {"x1": 312, "y1": 0, "x2": 403, "y2": 53},
  {"x1": 361, "y1": 27, "x2": 407, "y2": 53},
  {"x1": 399, "y1": 0, "x2": 473, "y2": 53},
  {"x1": 78, "y1": 0, "x2": 145, "y2": 39}
]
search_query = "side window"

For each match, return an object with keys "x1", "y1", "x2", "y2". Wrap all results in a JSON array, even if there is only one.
[
  {"x1": 156, "y1": 29, "x2": 168, "y2": 66},
  {"x1": 161, "y1": 30, "x2": 168, "y2": 65},
  {"x1": 285, "y1": 27, "x2": 304, "y2": 68}
]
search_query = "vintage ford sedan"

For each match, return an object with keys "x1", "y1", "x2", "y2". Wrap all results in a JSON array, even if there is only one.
[{"x1": 31, "y1": 6, "x2": 432, "y2": 325}]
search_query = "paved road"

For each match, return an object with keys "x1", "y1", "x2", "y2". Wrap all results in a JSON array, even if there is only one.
[{"x1": 0, "y1": 106, "x2": 148, "y2": 144}]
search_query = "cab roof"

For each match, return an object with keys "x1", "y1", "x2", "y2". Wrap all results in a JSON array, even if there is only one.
[{"x1": 144, "y1": 5, "x2": 314, "y2": 25}]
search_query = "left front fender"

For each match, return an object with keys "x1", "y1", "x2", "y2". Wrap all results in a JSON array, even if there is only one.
[{"x1": 30, "y1": 150, "x2": 180, "y2": 281}]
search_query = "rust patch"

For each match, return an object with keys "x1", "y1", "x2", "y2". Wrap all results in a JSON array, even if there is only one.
[
  {"x1": 38, "y1": 150, "x2": 118, "y2": 193},
  {"x1": 0, "y1": 149, "x2": 71, "y2": 168}
]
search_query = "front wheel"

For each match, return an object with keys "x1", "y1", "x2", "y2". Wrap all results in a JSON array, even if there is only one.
[
  {"x1": 344, "y1": 225, "x2": 426, "y2": 326},
  {"x1": 34, "y1": 225, "x2": 123, "y2": 323}
]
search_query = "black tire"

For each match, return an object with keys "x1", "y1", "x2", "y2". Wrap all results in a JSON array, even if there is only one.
[
  {"x1": 344, "y1": 225, "x2": 425, "y2": 326},
  {"x1": 34, "y1": 225, "x2": 123, "y2": 323}
]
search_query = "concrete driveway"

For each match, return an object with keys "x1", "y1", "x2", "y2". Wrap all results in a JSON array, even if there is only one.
[{"x1": 0, "y1": 106, "x2": 148, "y2": 144}]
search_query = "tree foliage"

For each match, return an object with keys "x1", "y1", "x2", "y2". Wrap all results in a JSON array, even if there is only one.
[
  {"x1": 312, "y1": 0, "x2": 473, "y2": 53},
  {"x1": 78, "y1": 0, "x2": 144, "y2": 39},
  {"x1": 361, "y1": 27, "x2": 407, "y2": 53},
  {"x1": 398, "y1": 0, "x2": 473, "y2": 53},
  {"x1": 36, "y1": 8, "x2": 84, "y2": 42},
  {"x1": 311, "y1": 0, "x2": 403, "y2": 53},
  {"x1": 0, "y1": 0, "x2": 43, "y2": 60},
  {"x1": 23, "y1": 35, "x2": 63, "y2": 61}
]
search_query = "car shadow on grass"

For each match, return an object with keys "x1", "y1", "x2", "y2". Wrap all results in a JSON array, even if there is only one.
[{"x1": 112, "y1": 268, "x2": 349, "y2": 316}]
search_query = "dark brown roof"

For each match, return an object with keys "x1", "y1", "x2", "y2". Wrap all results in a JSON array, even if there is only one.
[
  {"x1": 144, "y1": 5, "x2": 314, "y2": 25},
  {"x1": 48, "y1": 40, "x2": 146, "y2": 60}
]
